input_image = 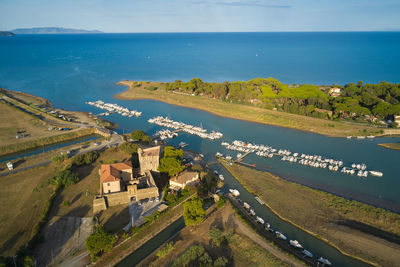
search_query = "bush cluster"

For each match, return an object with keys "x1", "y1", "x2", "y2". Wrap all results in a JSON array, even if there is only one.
[{"x1": 72, "y1": 151, "x2": 99, "y2": 166}]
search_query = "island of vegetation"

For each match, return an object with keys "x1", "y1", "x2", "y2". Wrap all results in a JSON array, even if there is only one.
[{"x1": 116, "y1": 78, "x2": 400, "y2": 137}]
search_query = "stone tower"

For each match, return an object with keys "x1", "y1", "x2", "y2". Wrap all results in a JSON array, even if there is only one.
[{"x1": 138, "y1": 146, "x2": 160, "y2": 175}]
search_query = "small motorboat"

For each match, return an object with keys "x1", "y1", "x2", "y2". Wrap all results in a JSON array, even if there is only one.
[
  {"x1": 318, "y1": 257, "x2": 332, "y2": 266},
  {"x1": 289, "y1": 240, "x2": 303, "y2": 249},
  {"x1": 302, "y1": 249, "x2": 313, "y2": 258}
]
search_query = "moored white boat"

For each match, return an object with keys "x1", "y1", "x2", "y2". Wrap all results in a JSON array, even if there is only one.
[
  {"x1": 255, "y1": 216, "x2": 264, "y2": 224},
  {"x1": 369, "y1": 170, "x2": 383, "y2": 177},
  {"x1": 275, "y1": 231, "x2": 287, "y2": 240},
  {"x1": 229, "y1": 189, "x2": 240, "y2": 197},
  {"x1": 289, "y1": 240, "x2": 303, "y2": 249}
]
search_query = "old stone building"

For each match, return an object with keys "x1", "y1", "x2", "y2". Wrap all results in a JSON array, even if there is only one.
[
  {"x1": 94, "y1": 146, "x2": 161, "y2": 212},
  {"x1": 138, "y1": 146, "x2": 160, "y2": 175},
  {"x1": 99, "y1": 162, "x2": 133, "y2": 194}
]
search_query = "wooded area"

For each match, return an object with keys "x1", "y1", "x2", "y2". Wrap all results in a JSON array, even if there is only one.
[{"x1": 165, "y1": 78, "x2": 400, "y2": 126}]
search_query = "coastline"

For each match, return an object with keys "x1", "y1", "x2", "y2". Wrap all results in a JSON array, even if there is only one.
[
  {"x1": 378, "y1": 143, "x2": 400, "y2": 151},
  {"x1": 221, "y1": 161, "x2": 400, "y2": 267},
  {"x1": 114, "y1": 80, "x2": 398, "y2": 138}
]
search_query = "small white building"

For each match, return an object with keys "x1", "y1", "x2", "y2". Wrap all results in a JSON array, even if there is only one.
[{"x1": 328, "y1": 87, "x2": 342, "y2": 97}]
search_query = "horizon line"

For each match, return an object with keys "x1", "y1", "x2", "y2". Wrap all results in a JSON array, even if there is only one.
[{"x1": 5, "y1": 30, "x2": 400, "y2": 34}]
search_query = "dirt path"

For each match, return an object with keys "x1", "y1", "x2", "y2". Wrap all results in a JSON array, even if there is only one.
[{"x1": 234, "y1": 217, "x2": 306, "y2": 267}]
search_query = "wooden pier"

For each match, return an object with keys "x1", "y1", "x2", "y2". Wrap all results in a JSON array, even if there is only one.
[{"x1": 235, "y1": 151, "x2": 252, "y2": 162}]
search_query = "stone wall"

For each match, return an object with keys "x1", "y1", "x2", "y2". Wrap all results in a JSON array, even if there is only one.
[
  {"x1": 106, "y1": 191, "x2": 130, "y2": 207},
  {"x1": 93, "y1": 197, "x2": 107, "y2": 213}
]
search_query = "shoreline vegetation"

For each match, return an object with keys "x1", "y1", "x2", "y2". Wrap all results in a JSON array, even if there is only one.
[
  {"x1": 221, "y1": 161, "x2": 400, "y2": 266},
  {"x1": 115, "y1": 79, "x2": 400, "y2": 137}
]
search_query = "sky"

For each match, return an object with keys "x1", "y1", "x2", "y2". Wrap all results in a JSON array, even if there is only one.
[{"x1": 0, "y1": 0, "x2": 400, "y2": 32}]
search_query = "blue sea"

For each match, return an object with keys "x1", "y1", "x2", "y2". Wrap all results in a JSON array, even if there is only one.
[{"x1": 0, "y1": 32, "x2": 400, "y2": 212}]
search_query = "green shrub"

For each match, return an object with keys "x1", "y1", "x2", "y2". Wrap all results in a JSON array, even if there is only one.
[
  {"x1": 216, "y1": 196, "x2": 226, "y2": 209},
  {"x1": 208, "y1": 226, "x2": 225, "y2": 247},
  {"x1": 85, "y1": 226, "x2": 117, "y2": 261},
  {"x1": 183, "y1": 197, "x2": 206, "y2": 226},
  {"x1": 119, "y1": 142, "x2": 139, "y2": 155},
  {"x1": 130, "y1": 130, "x2": 152, "y2": 143},
  {"x1": 147, "y1": 86, "x2": 158, "y2": 91},
  {"x1": 156, "y1": 242, "x2": 174, "y2": 258},
  {"x1": 72, "y1": 151, "x2": 99, "y2": 166},
  {"x1": 171, "y1": 244, "x2": 211, "y2": 267},
  {"x1": 51, "y1": 154, "x2": 68, "y2": 163},
  {"x1": 48, "y1": 168, "x2": 79, "y2": 186}
]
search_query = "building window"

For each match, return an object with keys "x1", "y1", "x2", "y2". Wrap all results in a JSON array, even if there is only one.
[{"x1": 107, "y1": 183, "x2": 110, "y2": 186}]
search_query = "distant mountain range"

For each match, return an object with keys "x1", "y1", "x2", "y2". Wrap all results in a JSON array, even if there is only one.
[
  {"x1": 11, "y1": 27, "x2": 103, "y2": 34},
  {"x1": 0, "y1": 31, "x2": 15, "y2": 36}
]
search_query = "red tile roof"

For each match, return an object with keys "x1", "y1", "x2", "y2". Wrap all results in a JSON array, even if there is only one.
[{"x1": 100, "y1": 162, "x2": 132, "y2": 183}]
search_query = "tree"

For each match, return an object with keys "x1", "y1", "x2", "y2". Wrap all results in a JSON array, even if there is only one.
[
  {"x1": 159, "y1": 157, "x2": 184, "y2": 176},
  {"x1": 158, "y1": 146, "x2": 184, "y2": 176},
  {"x1": 130, "y1": 130, "x2": 152, "y2": 143},
  {"x1": 183, "y1": 197, "x2": 206, "y2": 226},
  {"x1": 85, "y1": 226, "x2": 117, "y2": 261},
  {"x1": 163, "y1": 146, "x2": 184, "y2": 158},
  {"x1": 208, "y1": 226, "x2": 225, "y2": 247}
]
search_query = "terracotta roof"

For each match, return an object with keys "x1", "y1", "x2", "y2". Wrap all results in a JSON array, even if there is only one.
[
  {"x1": 100, "y1": 162, "x2": 132, "y2": 183},
  {"x1": 141, "y1": 146, "x2": 160, "y2": 157},
  {"x1": 170, "y1": 171, "x2": 199, "y2": 186}
]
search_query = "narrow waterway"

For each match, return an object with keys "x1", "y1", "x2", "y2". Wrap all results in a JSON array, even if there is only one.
[
  {"x1": 116, "y1": 217, "x2": 185, "y2": 267},
  {"x1": 0, "y1": 135, "x2": 98, "y2": 163},
  {"x1": 212, "y1": 163, "x2": 370, "y2": 267}
]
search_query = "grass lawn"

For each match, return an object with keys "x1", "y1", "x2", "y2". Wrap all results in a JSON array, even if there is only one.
[
  {"x1": 49, "y1": 148, "x2": 130, "y2": 219},
  {"x1": 0, "y1": 165, "x2": 56, "y2": 256},
  {"x1": 224, "y1": 162, "x2": 400, "y2": 266},
  {"x1": 115, "y1": 80, "x2": 389, "y2": 137}
]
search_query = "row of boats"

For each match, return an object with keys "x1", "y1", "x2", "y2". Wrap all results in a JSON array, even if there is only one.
[
  {"x1": 347, "y1": 135, "x2": 375, "y2": 139},
  {"x1": 229, "y1": 189, "x2": 332, "y2": 266},
  {"x1": 221, "y1": 140, "x2": 383, "y2": 178},
  {"x1": 148, "y1": 116, "x2": 223, "y2": 140},
  {"x1": 86, "y1": 100, "x2": 142, "y2": 117},
  {"x1": 153, "y1": 129, "x2": 178, "y2": 140}
]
